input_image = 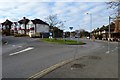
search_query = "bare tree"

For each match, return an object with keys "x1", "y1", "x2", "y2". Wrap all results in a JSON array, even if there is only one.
[
  {"x1": 107, "y1": 1, "x2": 120, "y2": 16},
  {"x1": 45, "y1": 14, "x2": 64, "y2": 28},
  {"x1": 45, "y1": 14, "x2": 65, "y2": 38},
  {"x1": 107, "y1": 1, "x2": 120, "y2": 8}
]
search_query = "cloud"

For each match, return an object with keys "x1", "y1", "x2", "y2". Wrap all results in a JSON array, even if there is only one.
[
  {"x1": 0, "y1": 2, "x2": 115, "y2": 32},
  {"x1": 0, "y1": 0, "x2": 111, "y2": 2}
]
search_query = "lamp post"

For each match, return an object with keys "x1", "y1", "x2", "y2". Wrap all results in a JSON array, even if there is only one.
[
  {"x1": 108, "y1": 16, "x2": 111, "y2": 41},
  {"x1": 107, "y1": 16, "x2": 115, "y2": 53},
  {"x1": 62, "y1": 21, "x2": 66, "y2": 39},
  {"x1": 63, "y1": 29, "x2": 65, "y2": 39},
  {"x1": 86, "y1": 13, "x2": 92, "y2": 40},
  {"x1": 77, "y1": 25, "x2": 81, "y2": 43},
  {"x1": 106, "y1": 16, "x2": 111, "y2": 54}
]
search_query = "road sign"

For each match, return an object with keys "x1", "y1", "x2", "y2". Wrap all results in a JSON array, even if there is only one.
[
  {"x1": 49, "y1": 32, "x2": 52, "y2": 36},
  {"x1": 69, "y1": 27, "x2": 73, "y2": 30}
]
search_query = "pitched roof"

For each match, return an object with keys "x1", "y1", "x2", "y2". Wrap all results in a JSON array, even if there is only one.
[
  {"x1": 31, "y1": 19, "x2": 49, "y2": 25},
  {"x1": 99, "y1": 25, "x2": 106, "y2": 31},
  {"x1": 93, "y1": 22, "x2": 115, "y2": 32},
  {"x1": 2, "y1": 19, "x2": 13, "y2": 26},
  {"x1": 105, "y1": 22, "x2": 115, "y2": 31},
  {"x1": 18, "y1": 17, "x2": 30, "y2": 24},
  {"x1": 13, "y1": 22, "x2": 18, "y2": 25}
]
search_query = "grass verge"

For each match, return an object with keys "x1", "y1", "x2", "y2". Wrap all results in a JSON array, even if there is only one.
[{"x1": 41, "y1": 38, "x2": 86, "y2": 45}]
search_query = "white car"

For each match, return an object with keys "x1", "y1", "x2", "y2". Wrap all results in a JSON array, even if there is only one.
[{"x1": 86, "y1": 36, "x2": 90, "y2": 39}]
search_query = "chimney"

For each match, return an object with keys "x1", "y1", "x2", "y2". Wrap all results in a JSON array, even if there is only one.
[{"x1": 23, "y1": 17, "x2": 26, "y2": 19}]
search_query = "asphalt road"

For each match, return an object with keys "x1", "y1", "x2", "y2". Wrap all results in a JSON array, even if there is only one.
[
  {"x1": 2, "y1": 36, "x2": 118, "y2": 78},
  {"x1": 44, "y1": 39, "x2": 118, "y2": 78}
]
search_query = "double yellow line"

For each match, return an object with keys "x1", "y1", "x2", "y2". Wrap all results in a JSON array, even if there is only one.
[{"x1": 27, "y1": 58, "x2": 74, "y2": 80}]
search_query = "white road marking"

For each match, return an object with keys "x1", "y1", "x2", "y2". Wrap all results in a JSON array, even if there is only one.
[
  {"x1": 12, "y1": 45, "x2": 22, "y2": 48},
  {"x1": 9, "y1": 47, "x2": 34, "y2": 56},
  {"x1": 18, "y1": 46, "x2": 22, "y2": 48},
  {"x1": 102, "y1": 46, "x2": 105, "y2": 48}
]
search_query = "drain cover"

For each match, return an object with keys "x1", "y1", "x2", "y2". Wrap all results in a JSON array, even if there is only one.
[{"x1": 71, "y1": 63, "x2": 85, "y2": 69}]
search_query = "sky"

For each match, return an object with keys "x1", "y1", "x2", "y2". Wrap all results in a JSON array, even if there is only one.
[{"x1": 0, "y1": 0, "x2": 117, "y2": 32}]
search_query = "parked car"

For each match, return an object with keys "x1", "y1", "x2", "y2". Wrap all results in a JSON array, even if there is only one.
[
  {"x1": 75, "y1": 36, "x2": 79, "y2": 38},
  {"x1": 86, "y1": 36, "x2": 90, "y2": 39}
]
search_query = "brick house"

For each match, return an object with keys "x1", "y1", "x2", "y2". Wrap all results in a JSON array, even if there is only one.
[{"x1": 111, "y1": 17, "x2": 120, "y2": 41}]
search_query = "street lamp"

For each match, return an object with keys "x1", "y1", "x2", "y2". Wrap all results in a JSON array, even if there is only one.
[
  {"x1": 108, "y1": 16, "x2": 118, "y2": 41},
  {"x1": 77, "y1": 25, "x2": 81, "y2": 43},
  {"x1": 86, "y1": 13, "x2": 92, "y2": 39},
  {"x1": 107, "y1": 16, "x2": 115, "y2": 53},
  {"x1": 62, "y1": 29, "x2": 65, "y2": 39},
  {"x1": 62, "y1": 21, "x2": 66, "y2": 39},
  {"x1": 106, "y1": 16, "x2": 111, "y2": 54},
  {"x1": 108, "y1": 16, "x2": 111, "y2": 41}
]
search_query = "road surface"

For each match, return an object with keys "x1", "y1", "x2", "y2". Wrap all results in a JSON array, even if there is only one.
[{"x1": 2, "y1": 36, "x2": 118, "y2": 78}]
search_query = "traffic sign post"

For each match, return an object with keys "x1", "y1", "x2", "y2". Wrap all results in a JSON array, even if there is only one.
[
  {"x1": 69, "y1": 27, "x2": 73, "y2": 30},
  {"x1": 49, "y1": 32, "x2": 53, "y2": 39},
  {"x1": 69, "y1": 27, "x2": 73, "y2": 39}
]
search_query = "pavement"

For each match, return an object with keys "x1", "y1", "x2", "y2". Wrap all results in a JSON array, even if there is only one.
[
  {"x1": 43, "y1": 50, "x2": 118, "y2": 78},
  {"x1": 43, "y1": 39, "x2": 119, "y2": 78}
]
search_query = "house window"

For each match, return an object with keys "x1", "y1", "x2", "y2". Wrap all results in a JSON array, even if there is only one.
[
  {"x1": 30, "y1": 24, "x2": 33, "y2": 27},
  {"x1": 21, "y1": 24, "x2": 25, "y2": 29}
]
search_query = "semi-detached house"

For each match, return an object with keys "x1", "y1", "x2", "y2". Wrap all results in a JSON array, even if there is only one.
[
  {"x1": 2, "y1": 17, "x2": 50, "y2": 37},
  {"x1": 27, "y1": 19, "x2": 49, "y2": 37}
]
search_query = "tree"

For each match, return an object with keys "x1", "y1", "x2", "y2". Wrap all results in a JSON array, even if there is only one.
[
  {"x1": 45, "y1": 14, "x2": 65, "y2": 38},
  {"x1": 75, "y1": 29, "x2": 90, "y2": 38},
  {"x1": 45, "y1": 14, "x2": 64, "y2": 28},
  {"x1": 107, "y1": 1, "x2": 120, "y2": 8},
  {"x1": 80, "y1": 30, "x2": 90, "y2": 37},
  {"x1": 107, "y1": 1, "x2": 120, "y2": 16}
]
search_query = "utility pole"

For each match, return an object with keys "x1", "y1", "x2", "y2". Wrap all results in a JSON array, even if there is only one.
[
  {"x1": 106, "y1": 16, "x2": 111, "y2": 54},
  {"x1": 62, "y1": 21, "x2": 66, "y2": 39},
  {"x1": 109, "y1": 16, "x2": 111, "y2": 41},
  {"x1": 77, "y1": 25, "x2": 80, "y2": 43}
]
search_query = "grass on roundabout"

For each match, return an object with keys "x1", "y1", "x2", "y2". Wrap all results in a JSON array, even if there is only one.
[{"x1": 40, "y1": 38, "x2": 86, "y2": 45}]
